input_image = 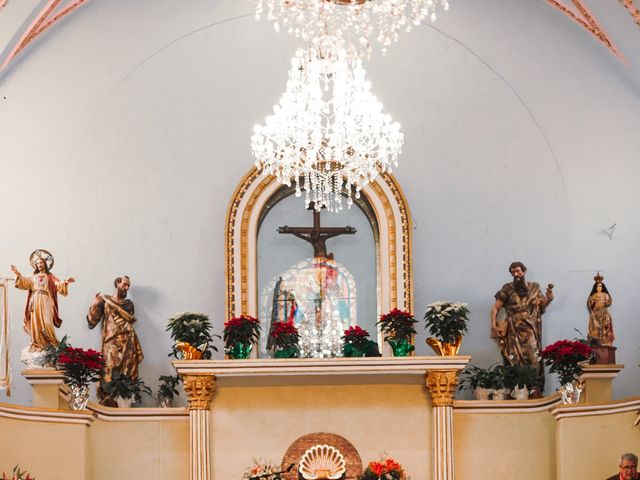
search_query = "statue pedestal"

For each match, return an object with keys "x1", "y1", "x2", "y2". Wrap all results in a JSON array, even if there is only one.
[
  {"x1": 579, "y1": 364, "x2": 624, "y2": 403},
  {"x1": 590, "y1": 345, "x2": 616, "y2": 364},
  {"x1": 22, "y1": 368, "x2": 66, "y2": 409}
]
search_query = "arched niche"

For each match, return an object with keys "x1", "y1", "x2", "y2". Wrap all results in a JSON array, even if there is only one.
[{"x1": 225, "y1": 167, "x2": 413, "y2": 346}]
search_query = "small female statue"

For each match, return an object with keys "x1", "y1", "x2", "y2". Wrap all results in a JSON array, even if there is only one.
[{"x1": 587, "y1": 273, "x2": 614, "y2": 346}]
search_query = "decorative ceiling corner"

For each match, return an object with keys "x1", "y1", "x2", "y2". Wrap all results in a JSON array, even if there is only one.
[
  {"x1": 0, "y1": 0, "x2": 94, "y2": 73},
  {"x1": 545, "y1": 0, "x2": 623, "y2": 60}
]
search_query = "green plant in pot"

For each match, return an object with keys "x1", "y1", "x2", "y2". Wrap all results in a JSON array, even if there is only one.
[
  {"x1": 341, "y1": 326, "x2": 381, "y2": 357},
  {"x1": 377, "y1": 308, "x2": 417, "y2": 356},
  {"x1": 503, "y1": 364, "x2": 542, "y2": 400},
  {"x1": 459, "y1": 365, "x2": 494, "y2": 400},
  {"x1": 424, "y1": 301, "x2": 469, "y2": 356},
  {"x1": 487, "y1": 365, "x2": 508, "y2": 400},
  {"x1": 166, "y1": 311, "x2": 219, "y2": 360},
  {"x1": 223, "y1": 315, "x2": 261, "y2": 359},
  {"x1": 43, "y1": 334, "x2": 72, "y2": 368},
  {"x1": 156, "y1": 374, "x2": 181, "y2": 407},
  {"x1": 459, "y1": 364, "x2": 505, "y2": 400},
  {"x1": 269, "y1": 322, "x2": 300, "y2": 358},
  {"x1": 101, "y1": 369, "x2": 152, "y2": 408}
]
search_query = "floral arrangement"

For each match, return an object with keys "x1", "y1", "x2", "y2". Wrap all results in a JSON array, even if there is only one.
[
  {"x1": 423, "y1": 301, "x2": 470, "y2": 344},
  {"x1": 358, "y1": 456, "x2": 408, "y2": 480},
  {"x1": 2, "y1": 466, "x2": 35, "y2": 480},
  {"x1": 224, "y1": 315, "x2": 261, "y2": 347},
  {"x1": 342, "y1": 325, "x2": 380, "y2": 357},
  {"x1": 377, "y1": 309, "x2": 417, "y2": 340},
  {"x1": 58, "y1": 347, "x2": 104, "y2": 388},
  {"x1": 377, "y1": 309, "x2": 417, "y2": 356},
  {"x1": 166, "y1": 311, "x2": 219, "y2": 359},
  {"x1": 539, "y1": 339, "x2": 593, "y2": 385},
  {"x1": 269, "y1": 322, "x2": 300, "y2": 358},
  {"x1": 241, "y1": 459, "x2": 280, "y2": 479}
]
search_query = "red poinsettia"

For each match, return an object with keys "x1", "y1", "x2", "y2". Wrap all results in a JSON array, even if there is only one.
[
  {"x1": 269, "y1": 322, "x2": 300, "y2": 351},
  {"x1": 223, "y1": 315, "x2": 261, "y2": 348},
  {"x1": 341, "y1": 326, "x2": 380, "y2": 357},
  {"x1": 343, "y1": 325, "x2": 370, "y2": 339},
  {"x1": 377, "y1": 309, "x2": 417, "y2": 340},
  {"x1": 540, "y1": 340, "x2": 593, "y2": 385},
  {"x1": 358, "y1": 456, "x2": 406, "y2": 480},
  {"x1": 57, "y1": 347, "x2": 104, "y2": 388}
]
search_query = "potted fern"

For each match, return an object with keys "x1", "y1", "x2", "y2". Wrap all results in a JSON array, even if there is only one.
[
  {"x1": 424, "y1": 301, "x2": 470, "y2": 356},
  {"x1": 101, "y1": 369, "x2": 152, "y2": 408},
  {"x1": 503, "y1": 364, "x2": 542, "y2": 400},
  {"x1": 156, "y1": 374, "x2": 181, "y2": 407},
  {"x1": 459, "y1": 365, "x2": 494, "y2": 400}
]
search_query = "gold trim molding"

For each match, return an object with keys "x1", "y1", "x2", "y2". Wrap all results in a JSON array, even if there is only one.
[
  {"x1": 182, "y1": 375, "x2": 216, "y2": 410},
  {"x1": 224, "y1": 167, "x2": 413, "y2": 320},
  {"x1": 426, "y1": 370, "x2": 459, "y2": 407}
]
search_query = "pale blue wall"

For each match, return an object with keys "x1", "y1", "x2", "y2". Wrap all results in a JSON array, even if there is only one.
[{"x1": 0, "y1": 0, "x2": 638, "y2": 405}]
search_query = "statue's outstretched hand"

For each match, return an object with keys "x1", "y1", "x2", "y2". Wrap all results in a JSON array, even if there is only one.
[
  {"x1": 10, "y1": 265, "x2": 19, "y2": 276},
  {"x1": 545, "y1": 288, "x2": 554, "y2": 303},
  {"x1": 491, "y1": 322, "x2": 507, "y2": 339},
  {"x1": 66, "y1": 277, "x2": 76, "y2": 284}
]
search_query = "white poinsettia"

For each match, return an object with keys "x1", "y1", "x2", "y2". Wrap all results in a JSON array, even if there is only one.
[{"x1": 424, "y1": 301, "x2": 470, "y2": 344}]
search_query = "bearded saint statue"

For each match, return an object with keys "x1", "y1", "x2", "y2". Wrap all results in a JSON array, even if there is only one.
[
  {"x1": 87, "y1": 275, "x2": 143, "y2": 405},
  {"x1": 490, "y1": 261, "x2": 554, "y2": 384}
]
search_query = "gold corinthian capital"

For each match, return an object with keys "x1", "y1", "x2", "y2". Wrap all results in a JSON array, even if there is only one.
[
  {"x1": 182, "y1": 374, "x2": 216, "y2": 410},
  {"x1": 426, "y1": 370, "x2": 459, "y2": 407}
]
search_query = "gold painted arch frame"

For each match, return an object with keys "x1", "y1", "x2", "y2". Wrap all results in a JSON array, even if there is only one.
[{"x1": 225, "y1": 167, "x2": 413, "y2": 330}]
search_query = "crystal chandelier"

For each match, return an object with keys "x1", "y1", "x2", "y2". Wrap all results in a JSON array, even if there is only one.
[
  {"x1": 251, "y1": 49, "x2": 403, "y2": 212},
  {"x1": 254, "y1": 0, "x2": 451, "y2": 58}
]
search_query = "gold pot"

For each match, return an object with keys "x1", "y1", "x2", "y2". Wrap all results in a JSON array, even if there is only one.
[
  {"x1": 175, "y1": 341, "x2": 204, "y2": 360},
  {"x1": 426, "y1": 336, "x2": 462, "y2": 356}
]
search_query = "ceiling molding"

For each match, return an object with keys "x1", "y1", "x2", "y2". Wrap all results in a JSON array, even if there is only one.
[
  {"x1": 545, "y1": 0, "x2": 623, "y2": 61},
  {"x1": 0, "y1": 0, "x2": 94, "y2": 73},
  {"x1": 619, "y1": 0, "x2": 640, "y2": 25}
]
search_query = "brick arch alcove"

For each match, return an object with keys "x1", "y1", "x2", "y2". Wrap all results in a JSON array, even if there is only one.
[{"x1": 281, "y1": 432, "x2": 363, "y2": 480}]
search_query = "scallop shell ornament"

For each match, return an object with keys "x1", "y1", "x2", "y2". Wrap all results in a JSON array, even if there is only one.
[{"x1": 298, "y1": 444, "x2": 347, "y2": 480}]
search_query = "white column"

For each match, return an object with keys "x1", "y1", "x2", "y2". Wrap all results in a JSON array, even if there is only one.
[
  {"x1": 182, "y1": 374, "x2": 216, "y2": 480},
  {"x1": 426, "y1": 370, "x2": 458, "y2": 480}
]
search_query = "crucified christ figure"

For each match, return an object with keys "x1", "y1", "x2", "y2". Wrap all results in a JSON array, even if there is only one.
[{"x1": 278, "y1": 204, "x2": 356, "y2": 258}]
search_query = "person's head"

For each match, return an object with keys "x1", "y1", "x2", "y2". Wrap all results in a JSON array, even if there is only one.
[
  {"x1": 619, "y1": 453, "x2": 638, "y2": 480},
  {"x1": 114, "y1": 276, "x2": 131, "y2": 299},
  {"x1": 33, "y1": 257, "x2": 49, "y2": 274},
  {"x1": 509, "y1": 262, "x2": 528, "y2": 296},
  {"x1": 509, "y1": 261, "x2": 527, "y2": 278},
  {"x1": 590, "y1": 281, "x2": 611, "y2": 298}
]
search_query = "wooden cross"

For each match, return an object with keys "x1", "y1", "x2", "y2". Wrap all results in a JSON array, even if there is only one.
[{"x1": 278, "y1": 204, "x2": 356, "y2": 258}]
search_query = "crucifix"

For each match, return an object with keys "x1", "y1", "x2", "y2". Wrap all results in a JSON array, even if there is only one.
[{"x1": 278, "y1": 204, "x2": 357, "y2": 258}]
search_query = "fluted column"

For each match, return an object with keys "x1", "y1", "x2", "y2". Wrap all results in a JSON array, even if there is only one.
[
  {"x1": 183, "y1": 374, "x2": 216, "y2": 480},
  {"x1": 426, "y1": 370, "x2": 459, "y2": 480}
]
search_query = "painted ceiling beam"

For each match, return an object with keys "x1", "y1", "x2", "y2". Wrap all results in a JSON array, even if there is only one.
[
  {"x1": 0, "y1": 0, "x2": 93, "y2": 73},
  {"x1": 619, "y1": 0, "x2": 640, "y2": 25},
  {"x1": 545, "y1": 0, "x2": 623, "y2": 60}
]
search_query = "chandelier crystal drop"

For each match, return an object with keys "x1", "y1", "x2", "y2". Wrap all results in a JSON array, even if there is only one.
[
  {"x1": 251, "y1": 49, "x2": 404, "y2": 212},
  {"x1": 254, "y1": 0, "x2": 451, "y2": 58}
]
